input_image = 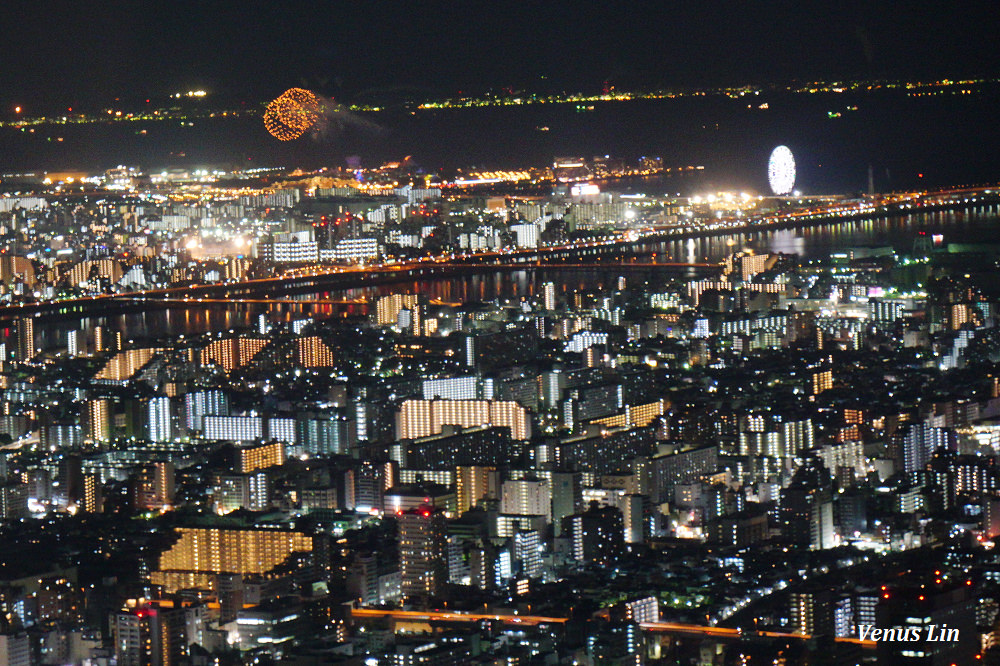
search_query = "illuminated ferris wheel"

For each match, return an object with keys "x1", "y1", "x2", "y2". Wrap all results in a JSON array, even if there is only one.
[{"x1": 768, "y1": 145, "x2": 796, "y2": 195}]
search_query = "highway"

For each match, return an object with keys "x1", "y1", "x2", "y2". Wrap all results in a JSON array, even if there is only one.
[
  {"x1": 347, "y1": 609, "x2": 875, "y2": 647},
  {"x1": 639, "y1": 621, "x2": 875, "y2": 647},
  {"x1": 350, "y1": 607, "x2": 567, "y2": 626}
]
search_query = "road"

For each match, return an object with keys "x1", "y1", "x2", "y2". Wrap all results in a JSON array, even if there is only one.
[
  {"x1": 347, "y1": 609, "x2": 875, "y2": 647},
  {"x1": 350, "y1": 607, "x2": 567, "y2": 626}
]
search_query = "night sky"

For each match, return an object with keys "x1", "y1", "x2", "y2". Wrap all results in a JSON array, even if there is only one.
[{"x1": 2, "y1": 1, "x2": 998, "y2": 110}]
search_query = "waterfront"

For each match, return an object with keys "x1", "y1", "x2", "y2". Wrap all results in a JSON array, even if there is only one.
[{"x1": 29, "y1": 203, "x2": 1000, "y2": 349}]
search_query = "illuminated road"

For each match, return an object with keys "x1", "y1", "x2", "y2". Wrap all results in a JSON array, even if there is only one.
[
  {"x1": 639, "y1": 621, "x2": 875, "y2": 647},
  {"x1": 347, "y1": 609, "x2": 874, "y2": 647},
  {"x1": 350, "y1": 607, "x2": 567, "y2": 626}
]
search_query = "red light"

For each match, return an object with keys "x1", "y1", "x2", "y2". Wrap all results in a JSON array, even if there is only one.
[
  {"x1": 967, "y1": 580, "x2": 973, "y2": 586},
  {"x1": 883, "y1": 593, "x2": 890, "y2": 599},
  {"x1": 918, "y1": 173, "x2": 923, "y2": 178},
  {"x1": 918, "y1": 595, "x2": 924, "y2": 601}
]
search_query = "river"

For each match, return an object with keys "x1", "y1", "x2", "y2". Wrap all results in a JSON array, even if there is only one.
[{"x1": 26, "y1": 203, "x2": 1000, "y2": 351}]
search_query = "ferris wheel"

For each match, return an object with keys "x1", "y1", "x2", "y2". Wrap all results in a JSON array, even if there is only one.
[{"x1": 768, "y1": 145, "x2": 796, "y2": 195}]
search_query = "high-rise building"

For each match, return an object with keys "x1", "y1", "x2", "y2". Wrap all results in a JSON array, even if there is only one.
[
  {"x1": 0, "y1": 632, "x2": 31, "y2": 666},
  {"x1": 396, "y1": 399, "x2": 531, "y2": 440},
  {"x1": 647, "y1": 444, "x2": 719, "y2": 504},
  {"x1": 501, "y1": 478, "x2": 552, "y2": 522},
  {"x1": 564, "y1": 501, "x2": 624, "y2": 566},
  {"x1": 67, "y1": 329, "x2": 83, "y2": 357},
  {"x1": 294, "y1": 336, "x2": 334, "y2": 367},
  {"x1": 560, "y1": 425, "x2": 657, "y2": 476},
  {"x1": 147, "y1": 397, "x2": 173, "y2": 443},
  {"x1": 455, "y1": 466, "x2": 499, "y2": 513},
  {"x1": 901, "y1": 423, "x2": 954, "y2": 475},
  {"x1": 203, "y1": 415, "x2": 263, "y2": 442},
  {"x1": 111, "y1": 605, "x2": 188, "y2": 666},
  {"x1": 82, "y1": 474, "x2": 103, "y2": 513},
  {"x1": 93, "y1": 325, "x2": 108, "y2": 353},
  {"x1": 512, "y1": 529, "x2": 544, "y2": 579},
  {"x1": 150, "y1": 527, "x2": 314, "y2": 593},
  {"x1": 550, "y1": 471, "x2": 582, "y2": 536},
  {"x1": 132, "y1": 462, "x2": 175, "y2": 511},
  {"x1": 542, "y1": 282, "x2": 557, "y2": 311},
  {"x1": 86, "y1": 399, "x2": 112, "y2": 444},
  {"x1": 375, "y1": 293, "x2": 420, "y2": 326},
  {"x1": 398, "y1": 505, "x2": 448, "y2": 600},
  {"x1": 421, "y1": 375, "x2": 491, "y2": 401},
  {"x1": 399, "y1": 426, "x2": 513, "y2": 470},
  {"x1": 199, "y1": 337, "x2": 268, "y2": 372},
  {"x1": 94, "y1": 348, "x2": 163, "y2": 383},
  {"x1": 94, "y1": 325, "x2": 122, "y2": 354},
  {"x1": 15, "y1": 318, "x2": 33, "y2": 362},
  {"x1": 621, "y1": 494, "x2": 646, "y2": 544},
  {"x1": 236, "y1": 441, "x2": 286, "y2": 473},
  {"x1": 296, "y1": 414, "x2": 355, "y2": 456},
  {"x1": 790, "y1": 589, "x2": 833, "y2": 637},
  {"x1": 0, "y1": 482, "x2": 29, "y2": 520},
  {"x1": 214, "y1": 472, "x2": 270, "y2": 513},
  {"x1": 812, "y1": 369, "x2": 833, "y2": 395},
  {"x1": 344, "y1": 460, "x2": 397, "y2": 512},
  {"x1": 780, "y1": 458, "x2": 836, "y2": 550},
  {"x1": 184, "y1": 390, "x2": 229, "y2": 434}
]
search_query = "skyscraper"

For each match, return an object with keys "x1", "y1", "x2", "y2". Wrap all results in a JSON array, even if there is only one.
[{"x1": 398, "y1": 505, "x2": 448, "y2": 600}]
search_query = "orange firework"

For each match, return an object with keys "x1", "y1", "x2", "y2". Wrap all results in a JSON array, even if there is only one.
[{"x1": 264, "y1": 88, "x2": 321, "y2": 141}]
